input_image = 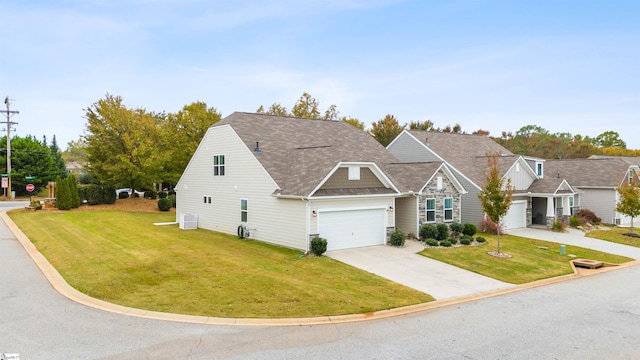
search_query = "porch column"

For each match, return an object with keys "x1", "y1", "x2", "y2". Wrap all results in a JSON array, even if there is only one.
[
  {"x1": 546, "y1": 196, "x2": 555, "y2": 218},
  {"x1": 562, "y1": 196, "x2": 570, "y2": 216}
]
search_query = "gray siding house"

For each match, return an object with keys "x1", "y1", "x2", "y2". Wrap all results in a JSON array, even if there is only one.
[{"x1": 388, "y1": 130, "x2": 576, "y2": 230}]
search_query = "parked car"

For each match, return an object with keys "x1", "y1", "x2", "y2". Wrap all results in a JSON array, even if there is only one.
[{"x1": 115, "y1": 188, "x2": 145, "y2": 198}]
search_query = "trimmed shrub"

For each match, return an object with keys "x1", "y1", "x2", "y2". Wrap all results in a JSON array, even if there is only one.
[
  {"x1": 461, "y1": 234, "x2": 473, "y2": 242},
  {"x1": 390, "y1": 229, "x2": 405, "y2": 247},
  {"x1": 436, "y1": 223, "x2": 449, "y2": 240},
  {"x1": 158, "y1": 191, "x2": 168, "y2": 199},
  {"x1": 310, "y1": 237, "x2": 328, "y2": 256},
  {"x1": 144, "y1": 190, "x2": 157, "y2": 199},
  {"x1": 68, "y1": 174, "x2": 81, "y2": 208},
  {"x1": 56, "y1": 176, "x2": 72, "y2": 210},
  {"x1": 158, "y1": 198, "x2": 172, "y2": 211},
  {"x1": 103, "y1": 185, "x2": 116, "y2": 204},
  {"x1": 449, "y1": 222, "x2": 464, "y2": 237},
  {"x1": 420, "y1": 224, "x2": 437, "y2": 239},
  {"x1": 476, "y1": 236, "x2": 486, "y2": 243},
  {"x1": 440, "y1": 240, "x2": 452, "y2": 247},
  {"x1": 425, "y1": 238, "x2": 439, "y2": 247},
  {"x1": 119, "y1": 191, "x2": 130, "y2": 199},
  {"x1": 460, "y1": 238, "x2": 471, "y2": 245},
  {"x1": 462, "y1": 223, "x2": 477, "y2": 237},
  {"x1": 168, "y1": 194, "x2": 177, "y2": 208},
  {"x1": 448, "y1": 237, "x2": 458, "y2": 245},
  {"x1": 168, "y1": 190, "x2": 176, "y2": 196}
]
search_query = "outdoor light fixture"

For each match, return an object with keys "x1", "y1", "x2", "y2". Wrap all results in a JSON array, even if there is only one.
[
  {"x1": 312, "y1": 210, "x2": 317, "y2": 217},
  {"x1": 388, "y1": 206, "x2": 394, "y2": 212}
]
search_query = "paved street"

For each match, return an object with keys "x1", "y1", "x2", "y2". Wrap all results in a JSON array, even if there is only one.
[{"x1": 2, "y1": 208, "x2": 640, "y2": 359}]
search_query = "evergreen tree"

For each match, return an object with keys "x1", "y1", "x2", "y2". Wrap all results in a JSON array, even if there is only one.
[
  {"x1": 56, "y1": 176, "x2": 72, "y2": 210},
  {"x1": 68, "y1": 173, "x2": 81, "y2": 208},
  {"x1": 49, "y1": 135, "x2": 67, "y2": 178}
]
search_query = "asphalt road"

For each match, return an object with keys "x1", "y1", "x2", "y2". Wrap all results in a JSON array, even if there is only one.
[{"x1": 2, "y1": 206, "x2": 640, "y2": 359}]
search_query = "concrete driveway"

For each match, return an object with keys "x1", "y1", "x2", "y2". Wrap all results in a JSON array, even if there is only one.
[
  {"x1": 327, "y1": 240, "x2": 514, "y2": 300},
  {"x1": 510, "y1": 227, "x2": 640, "y2": 260}
]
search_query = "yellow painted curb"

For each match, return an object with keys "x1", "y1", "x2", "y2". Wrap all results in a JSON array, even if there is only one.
[{"x1": 3, "y1": 210, "x2": 638, "y2": 327}]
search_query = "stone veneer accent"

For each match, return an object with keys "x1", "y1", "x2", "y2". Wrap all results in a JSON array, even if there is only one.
[{"x1": 417, "y1": 170, "x2": 461, "y2": 225}]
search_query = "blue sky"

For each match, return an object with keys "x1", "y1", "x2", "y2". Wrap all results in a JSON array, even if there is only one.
[{"x1": 1, "y1": 0, "x2": 638, "y2": 149}]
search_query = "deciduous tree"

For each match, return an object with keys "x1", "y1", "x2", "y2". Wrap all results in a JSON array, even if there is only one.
[
  {"x1": 341, "y1": 116, "x2": 365, "y2": 130},
  {"x1": 370, "y1": 114, "x2": 404, "y2": 147},
  {"x1": 616, "y1": 177, "x2": 640, "y2": 233},
  {"x1": 478, "y1": 153, "x2": 514, "y2": 254}
]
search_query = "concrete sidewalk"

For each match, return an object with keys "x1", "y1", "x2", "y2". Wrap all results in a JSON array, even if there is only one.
[
  {"x1": 327, "y1": 240, "x2": 514, "y2": 300},
  {"x1": 510, "y1": 227, "x2": 640, "y2": 260}
]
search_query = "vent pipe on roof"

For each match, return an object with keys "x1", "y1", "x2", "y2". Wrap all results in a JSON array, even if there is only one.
[
  {"x1": 425, "y1": 137, "x2": 428, "y2": 145},
  {"x1": 557, "y1": 172, "x2": 560, "y2": 178},
  {"x1": 254, "y1": 142, "x2": 262, "y2": 153}
]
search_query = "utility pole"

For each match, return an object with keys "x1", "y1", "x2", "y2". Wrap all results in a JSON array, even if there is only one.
[{"x1": 0, "y1": 96, "x2": 19, "y2": 198}]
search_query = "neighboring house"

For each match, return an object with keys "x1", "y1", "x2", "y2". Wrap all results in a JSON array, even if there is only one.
[
  {"x1": 66, "y1": 161, "x2": 84, "y2": 174},
  {"x1": 387, "y1": 130, "x2": 576, "y2": 230},
  {"x1": 389, "y1": 162, "x2": 467, "y2": 236},
  {"x1": 545, "y1": 158, "x2": 640, "y2": 225},
  {"x1": 588, "y1": 155, "x2": 640, "y2": 167},
  {"x1": 177, "y1": 112, "x2": 405, "y2": 252}
]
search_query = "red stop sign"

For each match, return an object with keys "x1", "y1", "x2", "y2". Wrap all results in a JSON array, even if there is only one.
[{"x1": 26, "y1": 183, "x2": 35, "y2": 192}]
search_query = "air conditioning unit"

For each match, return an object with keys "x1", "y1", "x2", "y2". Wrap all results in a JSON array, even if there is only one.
[{"x1": 179, "y1": 214, "x2": 197, "y2": 230}]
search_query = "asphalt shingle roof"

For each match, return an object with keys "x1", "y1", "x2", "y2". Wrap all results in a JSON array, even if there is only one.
[
  {"x1": 544, "y1": 158, "x2": 632, "y2": 188},
  {"x1": 215, "y1": 112, "x2": 402, "y2": 196}
]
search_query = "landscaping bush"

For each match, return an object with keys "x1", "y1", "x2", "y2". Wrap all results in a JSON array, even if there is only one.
[
  {"x1": 158, "y1": 198, "x2": 172, "y2": 211},
  {"x1": 420, "y1": 224, "x2": 438, "y2": 239},
  {"x1": 478, "y1": 218, "x2": 504, "y2": 235},
  {"x1": 440, "y1": 240, "x2": 452, "y2": 247},
  {"x1": 460, "y1": 238, "x2": 471, "y2": 245},
  {"x1": 436, "y1": 223, "x2": 449, "y2": 240},
  {"x1": 390, "y1": 229, "x2": 405, "y2": 247},
  {"x1": 475, "y1": 236, "x2": 486, "y2": 243},
  {"x1": 576, "y1": 209, "x2": 601, "y2": 224},
  {"x1": 462, "y1": 223, "x2": 477, "y2": 237},
  {"x1": 103, "y1": 185, "x2": 116, "y2": 204},
  {"x1": 30, "y1": 200, "x2": 42, "y2": 210},
  {"x1": 78, "y1": 172, "x2": 92, "y2": 184},
  {"x1": 168, "y1": 194, "x2": 177, "y2": 208},
  {"x1": 158, "y1": 191, "x2": 168, "y2": 199},
  {"x1": 168, "y1": 190, "x2": 176, "y2": 196},
  {"x1": 449, "y1": 222, "x2": 464, "y2": 237},
  {"x1": 552, "y1": 220, "x2": 567, "y2": 232},
  {"x1": 448, "y1": 237, "x2": 458, "y2": 245},
  {"x1": 119, "y1": 191, "x2": 130, "y2": 199},
  {"x1": 144, "y1": 190, "x2": 157, "y2": 199},
  {"x1": 425, "y1": 238, "x2": 439, "y2": 247},
  {"x1": 461, "y1": 234, "x2": 473, "y2": 242},
  {"x1": 310, "y1": 237, "x2": 328, "y2": 256},
  {"x1": 569, "y1": 216, "x2": 584, "y2": 228}
]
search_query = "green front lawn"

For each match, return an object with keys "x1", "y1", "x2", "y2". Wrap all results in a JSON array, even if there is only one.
[
  {"x1": 586, "y1": 227, "x2": 640, "y2": 247},
  {"x1": 9, "y1": 210, "x2": 433, "y2": 318},
  {"x1": 419, "y1": 234, "x2": 633, "y2": 284}
]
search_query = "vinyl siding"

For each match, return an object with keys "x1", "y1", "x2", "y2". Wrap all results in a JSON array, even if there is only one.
[
  {"x1": 387, "y1": 132, "x2": 441, "y2": 162},
  {"x1": 504, "y1": 161, "x2": 535, "y2": 191},
  {"x1": 176, "y1": 125, "x2": 308, "y2": 250},
  {"x1": 395, "y1": 196, "x2": 418, "y2": 235},
  {"x1": 319, "y1": 167, "x2": 384, "y2": 190},
  {"x1": 576, "y1": 187, "x2": 617, "y2": 224}
]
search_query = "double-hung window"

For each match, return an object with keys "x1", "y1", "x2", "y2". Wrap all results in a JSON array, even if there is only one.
[
  {"x1": 569, "y1": 196, "x2": 575, "y2": 215},
  {"x1": 425, "y1": 198, "x2": 436, "y2": 223},
  {"x1": 214, "y1": 155, "x2": 225, "y2": 176},
  {"x1": 444, "y1": 197, "x2": 453, "y2": 222},
  {"x1": 241, "y1": 199, "x2": 248, "y2": 222}
]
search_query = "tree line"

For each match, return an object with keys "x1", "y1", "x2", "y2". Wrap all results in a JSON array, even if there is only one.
[{"x1": 73, "y1": 92, "x2": 636, "y2": 193}]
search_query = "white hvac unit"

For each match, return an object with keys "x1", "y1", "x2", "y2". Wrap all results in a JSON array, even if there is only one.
[{"x1": 179, "y1": 214, "x2": 197, "y2": 230}]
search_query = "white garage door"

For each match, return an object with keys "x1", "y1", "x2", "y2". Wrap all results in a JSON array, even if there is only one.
[
  {"x1": 503, "y1": 200, "x2": 527, "y2": 230},
  {"x1": 320, "y1": 209, "x2": 386, "y2": 251}
]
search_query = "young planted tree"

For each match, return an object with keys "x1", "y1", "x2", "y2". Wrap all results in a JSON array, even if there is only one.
[
  {"x1": 370, "y1": 114, "x2": 405, "y2": 147},
  {"x1": 478, "y1": 154, "x2": 514, "y2": 254},
  {"x1": 616, "y1": 177, "x2": 640, "y2": 233}
]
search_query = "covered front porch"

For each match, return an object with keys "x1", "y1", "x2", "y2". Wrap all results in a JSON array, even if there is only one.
[{"x1": 522, "y1": 177, "x2": 576, "y2": 228}]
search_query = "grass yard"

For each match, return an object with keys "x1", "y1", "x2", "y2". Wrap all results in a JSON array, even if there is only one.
[
  {"x1": 9, "y1": 209, "x2": 433, "y2": 318},
  {"x1": 586, "y1": 227, "x2": 640, "y2": 247},
  {"x1": 419, "y1": 234, "x2": 633, "y2": 284}
]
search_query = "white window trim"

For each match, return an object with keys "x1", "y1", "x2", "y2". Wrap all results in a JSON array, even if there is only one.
[
  {"x1": 444, "y1": 197, "x2": 453, "y2": 222},
  {"x1": 348, "y1": 166, "x2": 360, "y2": 180},
  {"x1": 214, "y1": 154, "x2": 226, "y2": 176},
  {"x1": 425, "y1": 198, "x2": 436, "y2": 223},
  {"x1": 536, "y1": 162, "x2": 543, "y2": 178},
  {"x1": 240, "y1": 198, "x2": 248, "y2": 223}
]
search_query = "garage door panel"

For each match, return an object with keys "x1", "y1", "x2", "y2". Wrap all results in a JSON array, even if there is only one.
[
  {"x1": 320, "y1": 209, "x2": 386, "y2": 251},
  {"x1": 503, "y1": 201, "x2": 526, "y2": 230}
]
